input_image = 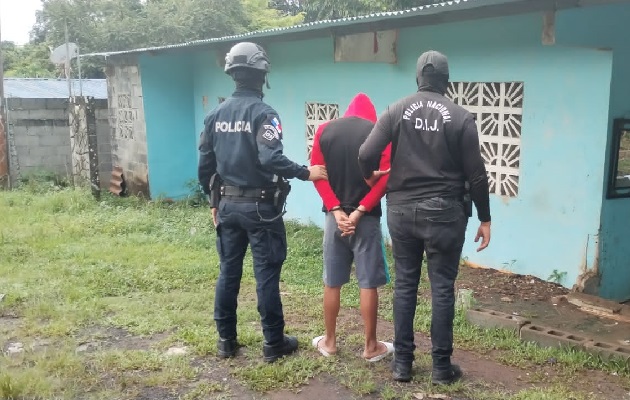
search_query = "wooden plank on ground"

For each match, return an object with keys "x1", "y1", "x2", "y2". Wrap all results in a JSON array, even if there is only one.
[{"x1": 566, "y1": 292, "x2": 622, "y2": 314}]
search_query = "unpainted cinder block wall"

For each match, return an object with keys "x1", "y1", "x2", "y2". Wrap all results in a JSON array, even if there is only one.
[
  {"x1": 106, "y1": 56, "x2": 149, "y2": 198},
  {"x1": 6, "y1": 97, "x2": 112, "y2": 188}
]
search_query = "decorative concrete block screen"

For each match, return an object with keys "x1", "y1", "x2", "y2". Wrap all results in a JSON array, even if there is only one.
[
  {"x1": 305, "y1": 102, "x2": 339, "y2": 159},
  {"x1": 447, "y1": 82, "x2": 524, "y2": 197}
]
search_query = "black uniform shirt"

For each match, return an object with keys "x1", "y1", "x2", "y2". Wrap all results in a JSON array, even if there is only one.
[
  {"x1": 198, "y1": 88, "x2": 310, "y2": 195},
  {"x1": 358, "y1": 90, "x2": 491, "y2": 222}
]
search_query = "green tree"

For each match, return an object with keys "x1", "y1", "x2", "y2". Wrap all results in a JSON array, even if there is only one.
[
  {"x1": 2, "y1": 41, "x2": 56, "y2": 78},
  {"x1": 1, "y1": 41, "x2": 19, "y2": 72},
  {"x1": 243, "y1": 0, "x2": 304, "y2": 31},
  {"x1": 30, "y1": 0, "x2": 149, "y2": 77},
  {"x1": 269, "y1": 0, "x2": 302, "y2": 16},
  {"x1": 29, "y1": 0, "x2": 304, "y2": 78},
  {"x1": 297, "y1": 0, "x2": 446, "y2": 22}
]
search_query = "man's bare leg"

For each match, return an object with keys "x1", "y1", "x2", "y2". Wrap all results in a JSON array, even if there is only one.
[
  {"x1": 318, "y1": 285, "x2": 341, "y2": 355},
  {"x1": 361, "y1": 287, "x2": 388, "y2": 359}
]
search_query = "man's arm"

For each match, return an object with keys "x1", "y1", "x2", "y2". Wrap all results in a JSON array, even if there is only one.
[
  {"x1": 198, "y1": 124, "x2": 216, "y2": 196},
  {"x1": 257, "y1": 114, "x2": 324, "y2": 181},
  {"x1": 310, "y1": 122, "x2": 341, "y2": 210},
  {"x1": 198, "y1": 123, "x2": 219, "y2": 227},
  {"x1": 359, "y1": 108, "x2": 393, "y2": 179},
  {"x1": 461, "y1": 116, "x2": 491, "y2": 251},
  {"x1": 461, "y1": 117, "x2": 491, "y2": 223},
  {"x1": 358, "y1": 143, "x2": 392, "y2": 211},
  {"x1": 345, "y1": 143, "x2": 392, "y2": 236}
]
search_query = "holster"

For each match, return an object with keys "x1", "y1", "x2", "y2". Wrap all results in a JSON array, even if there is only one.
[
  {"x1": 209, "y1": 173, "x2": 222, "y2": 208},
  {"x1": 273, "y1": 178, "x2": 291, "y2": 214},
  {"x1": 463, "y1": 181, "x2": 473, "y2": 218}
]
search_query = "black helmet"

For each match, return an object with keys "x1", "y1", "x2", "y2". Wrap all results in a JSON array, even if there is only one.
[{"x1": 224, "y1": 42, "x2": 270, "y2": 75}]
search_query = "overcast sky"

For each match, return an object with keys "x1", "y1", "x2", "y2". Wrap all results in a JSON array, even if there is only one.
[{"x1": 1, "y1": 0, "x2": 43, "y2": 44}]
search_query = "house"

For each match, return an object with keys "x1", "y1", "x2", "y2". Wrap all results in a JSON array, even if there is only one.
[
  {"x1": 4, "y1": 78, "x2": 111, "y2": 188},
  {"x1": 92, "y1": 0, "x2": 630, "y2": 301}
]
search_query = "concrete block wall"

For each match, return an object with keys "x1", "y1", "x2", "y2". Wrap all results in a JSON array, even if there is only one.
[
  {"x1": 6, "y1": 97, "x2": 112, "y2": 189},
  {"x1": 106, "y1": 57, "x2": 150, "y2": 197},
  {"x1": 7, "y1": 98, "x2": 72, "y2": 183},
  {"x1": 0, "y1": 119, "x2": 7, "y2": 187},
  {"x1": 94, "y1": 99, "x2": 112, "y2": 188},
  {"x1": 466, "y1": 307, "x2": 630, "y2": 362}
]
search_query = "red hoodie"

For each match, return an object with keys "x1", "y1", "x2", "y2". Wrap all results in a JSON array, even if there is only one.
[{"x1": 310, "y1": 93, "x2": 391, "y2": 215}]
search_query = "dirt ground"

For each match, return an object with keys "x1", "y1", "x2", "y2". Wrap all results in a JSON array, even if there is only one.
[
  {"x1": 4, "y1": 265, "x2": 630, "y2": 400},
  {"x1": 262, "y1": 311, "x2": 630, "y2": 400},
  {"x1": 265, "y1": 266, "x2": 630, "y2": 399},
  {"x1": 455, "y1": 265, "x2": 630, "y2": 347}
]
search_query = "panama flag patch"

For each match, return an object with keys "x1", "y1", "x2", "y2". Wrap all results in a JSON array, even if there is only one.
[{"x1": 271, "y1": 117, "x2": 282, "y2": 134}]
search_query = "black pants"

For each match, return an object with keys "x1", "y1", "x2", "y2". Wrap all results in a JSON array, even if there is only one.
[
  {"x1": 214, "y1": 199, "x2": 287, "y2": 346},
  {"x1": 387, "y1": 197, "x2": 468, "y2": 370}
]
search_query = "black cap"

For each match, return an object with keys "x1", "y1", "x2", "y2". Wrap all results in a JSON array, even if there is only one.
[{"x1": 416, "y1": 50, "x2": 449, "y2": 79}]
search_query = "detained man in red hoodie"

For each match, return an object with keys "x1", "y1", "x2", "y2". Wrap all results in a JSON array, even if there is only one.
[{"x1": 310, "y1": 93, "x2": 394, "y2": 361}]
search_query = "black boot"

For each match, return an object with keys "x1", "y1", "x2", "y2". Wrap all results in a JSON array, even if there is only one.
[
  {"x1": 432, "y1": 364, "x2": 463, "y2": 385},
  {"x1": 217, "y1": 337, "x2": 238, "y2": 358},
  {"x1": 263, "y1": 335, "x2": 298, "y2": 363},
  {"x1": 391, "y1": 356, "x2": 413, "y2": 382}
]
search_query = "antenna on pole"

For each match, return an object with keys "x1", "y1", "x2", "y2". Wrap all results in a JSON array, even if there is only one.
[
  {"x1": 0, "y1": 0, "x2": 10, "y2": 188},
  {"x1": 64, "y1": 21, "x2": 72, "y2": 97},
  {"x1": 50, "y1": 38, "x2": 80, "y2": 98},
  {"x1": 77, "y1": 44, "x2": 83, "y2": 96}
]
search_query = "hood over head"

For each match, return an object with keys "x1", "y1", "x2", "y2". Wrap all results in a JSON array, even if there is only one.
[
  {"x1": 416, "y1": 50, "x2": 450, "y2": 95},
  {"x1": 343, "y1": 93, "x2": 377, "y2": 123},
  {"x1": 231, "y1": 68, "x2": 266, "y2": 93}
]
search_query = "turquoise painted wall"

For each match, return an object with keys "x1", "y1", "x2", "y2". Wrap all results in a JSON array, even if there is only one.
[
  {"x1": 140, "y1": 54, "x2": 197, "y2": 199},
  {"x1": 557, "y1": 3, "x2": 630, "y2": 301},
  {"x1": 390, "y1": 13, "x2": 612, "y2": 291},
  {"x1": 190, "y1": 11, "x2": 613, "y2": 293}
]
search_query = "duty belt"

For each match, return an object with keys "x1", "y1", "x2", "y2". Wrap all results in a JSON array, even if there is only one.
[{"x1": 220, "y1": 185, "x2": 275, "y2": 201}]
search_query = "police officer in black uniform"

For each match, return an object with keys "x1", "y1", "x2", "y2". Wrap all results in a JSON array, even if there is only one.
[
  {"x1": 358, "y1": 50, "x2": 492, "y2": 384},
  {"x1": 198, "y1": 42, "x2": 328, "y2": 363}
]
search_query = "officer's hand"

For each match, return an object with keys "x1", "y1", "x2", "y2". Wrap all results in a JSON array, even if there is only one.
[
  {"x1": 365, "y1": 169, "x2": 390, "y2": 187},
  {"x1": 475, "y1": 221, "x2": 491, "y2": 252},
  {"x1": 211, "y1": 207, "x2": 218, "y2": 228},
  {"x1": 308, "y1": 165, "x2": 328, "y2": 181}
]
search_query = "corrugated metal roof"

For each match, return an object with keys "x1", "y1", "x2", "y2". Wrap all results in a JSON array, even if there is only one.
[
  {"x1": 4, "y1": 78, "x2": 108, "y2": 99},
  {"x1": 84, "y1": 0, "x2": 496, "y2": 58},
  {"x1": 80, "y1": 0, "x2": 630, "y2": 59}
]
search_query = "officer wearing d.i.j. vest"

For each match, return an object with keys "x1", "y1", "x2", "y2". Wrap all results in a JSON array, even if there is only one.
[
  {"x1": 359, "y1": 50, "x2": 491, "y2": 384},
  {"x1": 198, "y1": 42, "x2": 327, "y2": 363}
]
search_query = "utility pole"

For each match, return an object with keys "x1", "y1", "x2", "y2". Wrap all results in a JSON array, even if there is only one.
[
  {"x1": 64, "y1": 20, "x2": 72, "y2": 97},
  {"x1": 0, "y1": 1, "x2": 9, "y2": 189}
]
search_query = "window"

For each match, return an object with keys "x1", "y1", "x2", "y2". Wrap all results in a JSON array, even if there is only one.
[
  {"x1": 305, "y1": 102, "x2": 339, "y2": 159},
  {"x1": 115, "y1": 94, "x2": 136, "y2": 140},
  {"x1": 607, "y1": 119, "x2": 630, "y2": 199},
  {"x1": 446, "y1": 82, "x2": 524, "y2": 197}
]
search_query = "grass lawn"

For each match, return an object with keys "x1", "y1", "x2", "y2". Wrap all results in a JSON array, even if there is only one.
[{"x1": 1, "y1": 185, "x2": 629, "y2": 399}]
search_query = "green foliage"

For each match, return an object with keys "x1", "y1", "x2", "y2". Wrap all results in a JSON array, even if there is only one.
[
  {"x1": 29, "y1": 0, "x2": 250, "y2": 78},
  {"x1": 501, "y1": 259, "x2": 517, "y2": 271},
  {"x1": 298, "y1": 0, "x2": 447, "y2": 22},
  {"x1": 1, "y1": 188, "x2": 629, "y2": 399},
  {"x1": 17, "y1": 169, "x2": 71, "y2": 193},
  {"x1": 1, "y1": 41, "x2": 56, "y2": 78},
  {"x1": 243, "y1": 0, "x2": 305, "y2": 31},
  {"x1": 548, "y1": 269, "x2": 568, "y2": 285},
  {"x1": 22, "y1": 0, "x2": 304, "y2": 78},
  {"x1": 183, "y1": 178, "x2": 206, "y2": 207},
  {"x1": 4, "y1": 0, "x2": 449, "y2": 79}
]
